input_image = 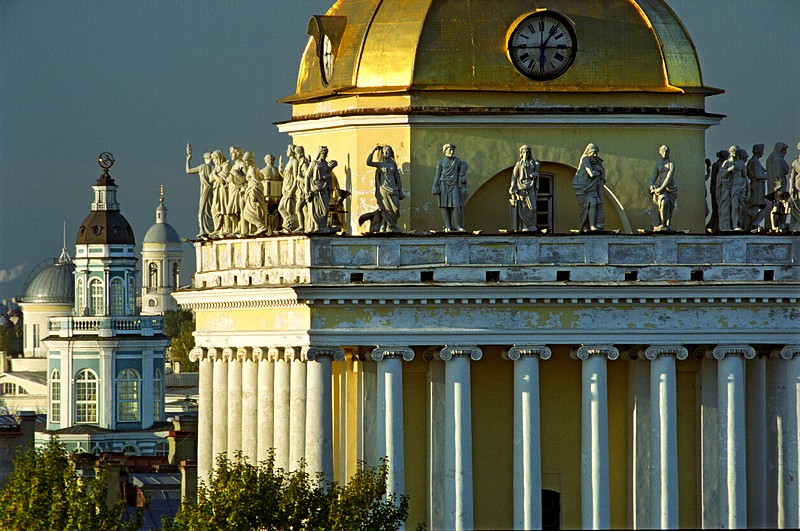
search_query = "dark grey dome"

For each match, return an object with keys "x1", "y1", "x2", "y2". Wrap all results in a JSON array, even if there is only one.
[{"x1": 21, "y1": 249, "x2": 75, "y2": 304}]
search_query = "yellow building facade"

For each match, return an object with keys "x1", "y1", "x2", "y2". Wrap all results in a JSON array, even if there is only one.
[{"x1": 175, "y1": 1, "x2": 800, "y2": 529}]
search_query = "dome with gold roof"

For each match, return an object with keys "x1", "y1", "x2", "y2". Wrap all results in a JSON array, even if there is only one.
[{"x1": 287, "y1": 0, "x2": 717, "y2": 104}]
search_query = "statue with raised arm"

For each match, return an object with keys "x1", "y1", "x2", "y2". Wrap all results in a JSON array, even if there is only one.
[
  {"x1": 432, "y1": 143, "x2": 468, "y2": 231},
  {"x1": 766, "y1": 142, "x2": 791, "y2": 231},
  {"x1": 510, "y1": 144, "x2": 540, "y2": 232},
  {"x1": 572, "y1": 143, "x2": 606, "y2": 232},
  {"x1": 210, "y1": 150, "x2": 231, "y2": 236},
  {"x1": 744, "y1": 144, "x2": 768, "y2": 231},
  {"x1": 716, "y1": 145, "x2": 749, "y2": 231},
  {"x1": 366, "y1": 145, "x2": 405, "y2": 232},
  {"x1": 790, "y1": 142, "x2": 800, "y2": 231},
  {"x1": 185, "y1": 143, "x2": 214, "y2": 238},
  {"x1": 241, "y1": 151, "x2": 268, "y2": 236},
  {"x1": 648, "y1": 145, "x2": 678, "y2": 232},
  {"x1": 304, "y1": 146, "x2": 337, "y2": 233}
]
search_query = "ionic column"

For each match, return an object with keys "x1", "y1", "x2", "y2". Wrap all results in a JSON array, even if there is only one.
[
  {"x1": 289, "y1": 348, "x2": 307, "y2": 472},
  {"x1": 191, "y1": 347, "x2": 213, "y2": 485},
  {"x1": 628, "y1": 352, "x2": 650, "y2": 529},
  {"x1": 273, "y1": 348, "x2": 292, "y2": 471},
  {"x1": 577, "y1": 345, "x2": 619, "y2": 530},
  {"x1": 256, "y1": 347, "x2": 275, "y2": 464},
  {"x1": 699, "y1": 350, "x2": 720, "y2": 528},
  {"x1": 240, "y1": 348, "x2": 258, "y2": 463},
  {"x1": 765, "y1": 350, "x2": 786, "y2": 527},
  {"x1": 211, "y1": 347, "x2": 228, "y2": 463},
  {"x1": 226, "y1": 348, "x2": 242, "y2": 455},
  {"x1": 306, "y1": 347, "x2": 345, "y2": 483},
  {"x1": 714, "y1": 345, "x2": 755, "y2": 529},
  {"x1": 646, "y1": 346, "x2": 687, "y2": 529},
  {"x1": 781, "y1": 345, "x2": 800, "y2": 527},
  {"x1": 746, "y1": 353, "x2": 767, "y2": 528},
  {"x1": 441, "y1": 346, "x2": 482, "y2": 531},
  {"x1": 372, "y1": 347, "x2": 415, "y2": 499},
  {"x1": 508, "y1": 346, "x2": 551, "y2": 531}
]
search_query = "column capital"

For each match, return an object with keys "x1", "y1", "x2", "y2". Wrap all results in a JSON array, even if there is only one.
[
  {"x1": 222, "y1": 347, "x2": 236, "y2": 362},
  {"x1": 645, "y1": 345, "x2": 689, "y2": 361},
  {"x1": 440, "y1": 346, "x2": 483, "y2": 361},
  {"x1": 576, "y1": 345, "x2": 619, "y2": 361},
  {"x1": 252, "y1": 347, "x2": 267, "y2": 361},
  {"x1": 779, "y1": 345, "x2": 800, "y2": 360},
  {"x1": 283, "y1": 346, "x2": 303, "y2": 362},
  {"x1": 189, "y1": 347, "x2": 205, "y2": 362},
  {"x1": 507, "y1": 345, "x2": 551, "y2": 361},
  {"x1": 305, "y1": 347, "x2": 345, "y2": 362},
  {"x1": 236, "y1": 347, "x2": 251, "y2": 362},
  {"x1": 712, "y1": 345, "x2": 756, "y2": 360},
  {"x1": 372, "y1": 347, "x2": 415, "y2": 362},
  {"x1": 206, "y1": 347, "x2": 223, "y2": 362}
]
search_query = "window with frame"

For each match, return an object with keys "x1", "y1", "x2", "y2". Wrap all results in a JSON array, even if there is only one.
[
  {"x1": 536, "y1": 173, "x2": 555, "y2": 231},
  {"x1": 33, "y1": 324, "x2": 40, "y2": 348},
  {"x1": 76, "y1": 278, "x2": 85, "y2": 315},
  {"x1": 117, "y1": 368, "x2": 140, "y2": 422},
  {"x1": 148, "y1": 262, "x2": 158, "y2": 288},
  {"x1": 171, "y1": 262, "x2": 180, "y2": 288},
  {"x1": 153, "y1": 368, "x2": 163, "y2": 421},
  {"x1": 1, "y1": 382, "x2": 16, "y2": 395},
  {"x1": 89, "y1": 278, "x2": 103, "y2": 316},
  {"x1": 109, "y1": 278, "x2": 124, "y2": 315},
  {"x1": 127, "y1": 276, "x2": 136, "y2": 315},
  {"x1": 75, "y1": 369, "x2": 98, "y2": 423},
  {"x1": 155, "y1": 442, "x2": 169, "y2": 457},
  {"x1": 50, "y1": 370, "x2": 61, "y2": 423}
]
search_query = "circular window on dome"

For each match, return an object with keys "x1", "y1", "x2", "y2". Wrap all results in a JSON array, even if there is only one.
[
  {"x1": 148, "y1": 298, "x2": 158, "y2": 307},
  {"x1": 507, "y1": 11, "x2": 577, "y2": 81}
]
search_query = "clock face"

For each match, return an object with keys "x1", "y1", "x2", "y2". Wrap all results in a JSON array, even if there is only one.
[
  {"x1": 508, "y1": 12, "x2": 577, "y2": 81},
  {"x1": 320, "y1": 34, "x2": 334, "y2": 85}
]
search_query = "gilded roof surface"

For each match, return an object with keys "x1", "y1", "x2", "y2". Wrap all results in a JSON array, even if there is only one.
[{"x1": 289, "y1": 0, "x2": 706, "y2": 102}]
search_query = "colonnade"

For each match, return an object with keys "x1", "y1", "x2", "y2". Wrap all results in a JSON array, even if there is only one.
[{"x1": 190, "y1": 343, "x2": 800, "y2": 530}]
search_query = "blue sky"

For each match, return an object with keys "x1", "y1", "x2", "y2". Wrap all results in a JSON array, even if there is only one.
[{"x1": 1, "y1": 0, "x2": 798, "y2": 301}]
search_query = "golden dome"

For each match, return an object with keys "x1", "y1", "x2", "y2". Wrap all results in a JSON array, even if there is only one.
[{"x1": 286, "y1": 0, "x2": 713, "y2": 103}]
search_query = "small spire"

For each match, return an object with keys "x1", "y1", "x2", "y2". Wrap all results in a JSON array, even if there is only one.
[
  {"x1": 160, "y1": 184, "x2": 165, "y2": 203},
  {"x1": 156, "y1": 185, "x2": 167, "y2": 224}
]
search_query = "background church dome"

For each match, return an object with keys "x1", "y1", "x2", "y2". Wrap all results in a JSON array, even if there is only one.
[
  {"x1": 75, "y1": 210, "x2": 136, "y2": 246},
  {"x1": 288, "y1": 0, "x2": 710, "y2": 103},
  {"x1": 21, "y1": 249, "x2": 75, "y2": 304},
  {"x1": 144, "y1": 205, "x2": 181, "y2": 245}
]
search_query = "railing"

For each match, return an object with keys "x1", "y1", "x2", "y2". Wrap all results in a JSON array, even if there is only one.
[{"x1": 47, "y1": 315, "x2": 164, "y2": 338}]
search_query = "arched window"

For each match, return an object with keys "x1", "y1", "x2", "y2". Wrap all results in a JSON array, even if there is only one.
[
  {"x1": 148, "y1": 262, "x2": 158, "y2": 289},
  {"x1": 154, "y1": 442, "x2": 169, "y2": 457},
  {"x1": 109, "y1": 278, "x2": 124, "y2": 315},
  {"x1": 75, "y1": 369, "x2": 98, "y2": 423},
  {"x1": 117, "y1": 368, "x2": 140, "y2": 422},
  {"x1": 76, "y1": 278, "x2": 85, "y2": 315},
  {"x1": 153, "y1": 368, "x2": 163, "y2": 422},
  {"x1": 50, "y1": 369, "x2": 61, "y2": 423},
  {"x1": 171, "y1": 262, "x2": 180, "y2": 288},
  {"x1": 122, "y1": 445, "x2": 139, "y2": 456},
  {"x1": 127, "y1": 276, "x2": 136, "y2": 315},
  {"x1": 89, "y1": 278, "x2": 103, "y2": 316}
]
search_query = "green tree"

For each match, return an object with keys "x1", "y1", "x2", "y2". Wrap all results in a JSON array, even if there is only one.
[
  {"x1": 0, "y1": 440, "x2": 139, "y2": 531},
  {"x1": 164, "y1": 309, "x2": 197, "y2": 371},
  {"x1": 165, "y1": 452, "x2": 408, "y2": 531}
]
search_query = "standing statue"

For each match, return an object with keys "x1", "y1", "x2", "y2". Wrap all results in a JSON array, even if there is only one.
[
  {"x1": 226, "y1": 146, "x2": 247, "y2": 236},
  {"x1": 766, "y1": 142, "x2": 790, "y2": 231},
  {"x1": 790, "y1": 143, "x2": 800, "y2": 231},
  {"x1": 432, "y1": 143, "x2": 468, "y2": 232},
  {"x1": 716, "y1": 145, "x2": 749, "y2": 231},
  {"x1": 241, "y1": 151, "x2": 268, "y2": 236},
  {"x1": 210, "y1": 150, "x2": 231, "y2": 236},
  {"x1": 185, "y1": 143, "x2": 214, "y2": 238},
  {"x1": 261, "y1": 154, "x2": 282, "y2": 232},
  {"x1": 304, "y1": 146, "x2": 337, "y2": 233},
  {"x1": 706, "y1": 149, "x2": 728, "y2": 231},
  {"x1": 572, "y1": 143, "x2": 606, "y2": 232},
  {"x1": 744, "y1": 144, "x2": 768, "y2": 231},
  {"x1": 277, "y1": 145, "x2": 299, "y2": 232},
  {"x1": 647, "y1": 145, "x2": 678, "y2": 232},
  {"x1": 510, "y1": 144, "x2": 540, "y2": 232},
  {"x1": 366, "y1": 145, "x2": 405, "y2": 232},
  {"x1": 293, "y1": 145, "x2": 310, "y2": 233}
]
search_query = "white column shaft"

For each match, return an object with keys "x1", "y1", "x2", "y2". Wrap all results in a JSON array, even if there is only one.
[
  {"x1": 289, "y1": 359, "x2": 307, "y2": 472},
  {"x1": 427, "y1": 360, "x2": 446, "y2": 531},
  {"x1": 197, "y1": 357, "x2": 214, "y2": 484},
  {"x1": 650, "y1": 354, "x2": 678, "y2": 529},
  {"x1": 581, "y1": 354, "x2": 610, "y2": 529},
  {"x1": 212, "y1": 359, "x2": 228, "y2": 462},
  {"x1": 700, "y1": 357, "x2": 719, "y2": 528},
  {"x1": 629, "y1": 359, "x2": 650, "y2": 529},
  {"x1": 513, "y1": 355, "x2": 542, "y2": 530},
  {"x1": 718, "y1": 355, "x2": 747, "y2": 528},
  {"x1": 273, "y1": 358, "x2": 291, "y2": 470},
  {"x1": 241, "y1": 358, "x2": 258, "y2": 463},
  {"x1": 746, "y1": 357, "x2": 766, "y2": 528},
  {"x1": 227, "y1": 359, "x2": 242, "y2": 455},
  {"x1": 766, "y1": 358, "x2": 786, "y2": 527},
  {"x1": 257, "y1": 357, "x2": 274, "y2": 464},
  {"x1": 785, "y1": 355, "x2": 800, "y2": 527},
  {"x1": 444, "y1": 355, "x2": 473, "y2": 531},
  {"x1": 306, "y1": 356, "x2": 334, "y2": 482},
  {"x1": 377, "y1": 356, "x2": 405, "y2": 498}
]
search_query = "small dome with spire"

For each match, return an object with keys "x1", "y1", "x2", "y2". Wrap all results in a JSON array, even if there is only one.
[
  {"x1": 144, "y1": 185, "x2": 181, "y2": 244},
  {"x1": 21, "y1": 248, "x2": 75, "y2": 304}
]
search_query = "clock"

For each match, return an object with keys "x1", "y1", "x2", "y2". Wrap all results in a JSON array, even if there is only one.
[
  {"x1": 508, "y1": 11, "x2": 577, "y2": 81},
  {"x1": 320, "y1": 33, "x2": 334, "y2": 85}
]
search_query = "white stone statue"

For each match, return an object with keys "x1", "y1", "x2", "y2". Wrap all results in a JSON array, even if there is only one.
[
  {"x1": 366, "y1": 145, "x2": 405, "y2": 232},
  {"x1": 572, "y1": 143, "x2": 606, "y2": 232},
  {"x1": 716, "y1": 145, "x2": 749, "y2": 231},
  {"x1": 510, "y1": 144, "x2": 540, "y2": 232},
  {"x1": 432, "y1": 143, "x2": 468, "y2": 231},
  {"x1": 227, "y1": 146, "x2": 247, "y2": 236},
  {"x1": 766, "y1": 142, "x2": 790, "y2": 231},
  {"x1": 277, "y1": 144, "x2": 299, "y2": 232},
  {"x1": 707, "y1": 149, "x2": 728, "y2": 232},
  {"x1": 293, "y1": 145, "x2": 310, "y2": 233},
  {"x1": 744, "y1": 144, "x2": 768, "y2": 231},
  {"x1": 648, "y1": 145, "x2": 678, "y2": 232},
  {"x1": 790, "y1": 142, "x2": 800, "y2": 231},
  {"x1": 241, "y1": 151, "x2": 268, "y2": 236},
  {"x1": 304, "y1": 146, "x2": 337, "y2": 233},
  {"x1": 261, "y1": 153, "x2": 282, "y2": 232},
  {"x1": 210, "y1": 150, "x2": 231, "y2": 236},
  {"x1": 184, "y1": 143, "x2": 214, "y2": 238}
]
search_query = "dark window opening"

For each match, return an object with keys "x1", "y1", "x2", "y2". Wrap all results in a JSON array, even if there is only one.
[
  {"x1": 350, "y1": 272, "x2": 364, "y2": 283},
  {"x1": 556, "y1": 270, "x2": 570, "y2": 281},
  {"x1": 486, "y1": 271, "x2": 500, "y2": 282},
  {"x1": 420, "y1": 271, "x2": 434, "y2": 282},
  {"x1": 542, "y1": 489, "x2": 561, "y2": 530},
  {"x1": 691, "y1": 269, "x2": 704, "y2": 281}
]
